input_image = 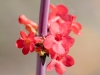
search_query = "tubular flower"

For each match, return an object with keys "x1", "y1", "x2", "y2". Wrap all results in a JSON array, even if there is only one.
[
  {"x1": 46, "y1": 54, "x2": 74, "y2": 75},
  {"x1": 16, "y1": 31, "x2": 36, "y2": 55},
  {"x1": 18, "y1": 15, "x2": 38, "y2": 34}
]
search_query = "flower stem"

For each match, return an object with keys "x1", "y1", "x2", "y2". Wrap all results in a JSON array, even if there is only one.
[{"x1": 36, "y1": 0, "x2": 50, "y2": 75}]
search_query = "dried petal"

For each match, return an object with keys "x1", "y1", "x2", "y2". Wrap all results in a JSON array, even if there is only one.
[{"x1": 25, "y1": 24, "x2": 37, "y2": 34}]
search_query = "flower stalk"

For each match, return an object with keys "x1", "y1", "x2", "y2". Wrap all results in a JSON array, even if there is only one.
[{"x1": 36, "y1": 0, "x2": 50, "y2": 75}]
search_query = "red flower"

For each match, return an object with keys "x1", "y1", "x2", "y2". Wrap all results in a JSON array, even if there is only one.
[
  {"x1": 43, "y1": 22, "x2": 75, "y2": 56},
  {"x1": 49, "y1": 4, "x2": 82, "y2": 35},
  {"x1": 16, "y1": 31, "x2": 36, "y2": 55},
  {"x1": 46, "y1": 54, "x2": 74, "y2": 75}
]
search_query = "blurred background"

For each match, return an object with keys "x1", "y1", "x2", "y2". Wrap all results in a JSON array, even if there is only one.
[{"x1": 0, "y1": 0, "x2": 100, "y2": 75}]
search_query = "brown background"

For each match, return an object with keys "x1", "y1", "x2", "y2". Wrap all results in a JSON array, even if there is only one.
[{"x1": 0, "y1": 0, "x2": 100, "y2": 75}]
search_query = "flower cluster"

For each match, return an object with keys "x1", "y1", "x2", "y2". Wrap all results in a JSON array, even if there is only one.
[{"x1": 15, "y1": 4, "x2": 82, "y2": 75}]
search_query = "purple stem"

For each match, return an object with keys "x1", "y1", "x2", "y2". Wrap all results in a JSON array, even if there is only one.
[{"x1": 36, "y1": 0, "x2": 50, "y2": 75}]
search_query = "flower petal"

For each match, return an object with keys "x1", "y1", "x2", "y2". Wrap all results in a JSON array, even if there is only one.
[
  {"x1": 50, "y1": 22, "x2": 71, "y2": 36},
  {"x1": 16, "y1": 39, "x2": 24, "y2": 48},
  {"x1": 43, "y1": 35, "x2": 55, "y2": 49},
  {"x1": 55, "y1": 61, "x2": 66, "y2": 75},
  {"x1": 49, "y1": 49, "x2": 56, "y2": 59},
  {"x1": 62, "y1": 55, "x2": 74, "y2": 67},
  {"x1": 48, "y1": 12, "x2": 56, "y2": 22},
  {"x1": 29, "y1": 43, "x2": 35, "y2": 52},
  {"x1": 52, "y1": 42, "x2": 65, "y2": 54},
  {"x1": 28, "y1": 32, "x2": 35, "y2": 41},
  {"x1": 49, "y1": 16, "x2": 60, "y2": 23},
  {"x1": 49, "y1": 4, "x2": 57, "y2": 21},
  {"x1": 46, "y1": 59, "x2": 57, "y2": 71},
  {"x1": 72, "y1": 22, "x2": 82, "y2": 30},
  {"x1": 71, "y1": 26, "x2": 81, "y2": 35},
  {"x1": 22, "y1": 46, "x2": 29, "y2": 55},
  {"x1": 49, "y1": 4, "x2": 57, "y2": 15},
  {"x1": 56, "y1": 4, "x2": 68, "y2": 15},
  {"x1": 61, "y1": 14, "x2": 75, "y2": 23},
  {"x1": 62, "y1": 36, "x2": 75, "y2": 50},
  {"x1": 71, "y1": 22, "x2": 82, "y2": 35},
  {"x1": 59, "y1": 22, "x2": 71, "y2": 36},
  {"x1": 20, "y1": 31, "x2": 27, "y2": 39},
  {"x1": 49, "y1": 22, "x2": 59, "y2": 35}
]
